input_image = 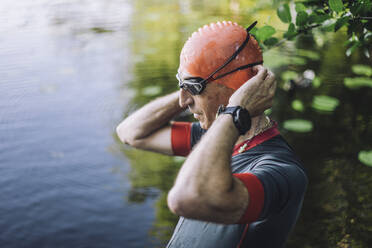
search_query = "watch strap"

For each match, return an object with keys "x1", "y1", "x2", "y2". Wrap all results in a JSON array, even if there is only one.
[
  {"x1": 217, "y1": 105, "x2": 251, "y2": 135},
  {"x1": 222, "y1": 106, "x2": 238, "y2": 115},
  {"x1": 217, "y1": 105, "x2": 239, "y2": 116}
]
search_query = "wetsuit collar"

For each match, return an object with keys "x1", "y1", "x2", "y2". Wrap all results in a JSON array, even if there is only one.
[{"x1": 232, "y1": 122, "x2": 280, "y2": 156}]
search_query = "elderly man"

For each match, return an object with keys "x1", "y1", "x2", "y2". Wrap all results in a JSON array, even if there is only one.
[{"x1": 116, "y1": 21, "x2": 307, "y2": 248}]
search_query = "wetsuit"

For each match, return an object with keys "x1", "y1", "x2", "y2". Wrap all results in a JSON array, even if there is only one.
[{"x1": 167, "y1": 121, "x2": 308, "y2": 248}]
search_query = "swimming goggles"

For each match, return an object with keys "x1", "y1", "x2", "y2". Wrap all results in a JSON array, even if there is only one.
[{"x1": 177, "y1": 21, "x2": 263, "y2": 95}]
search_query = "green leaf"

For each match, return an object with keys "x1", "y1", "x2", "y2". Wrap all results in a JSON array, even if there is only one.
[
  {"x1": 350, "y1": 0, "x2": 369, "y2": 16},
  {"x1": 312, "y1": 95, "x2": 340, "y2": 112},
  {"x1": 283, "y1": 119, "x2": 313, "y2": 133},
  {"x1": 358, "y1": 150, "x2": 372, "y2": 167},
  {"x1": 321, "y1": 19, "x2": 337, "y2": 32},
  {"x1": 328, "y1": 0, "x2": 343, "y2": 13},
  {"x1": 264, "y1": 37, "x2": 279, "y2": 46},
  {"x1": 297, "y1": 49, "x2": 320, "y2": 60},
  {"x1": 264, "y1": 108, "x2": 272, "y2": 115},
  {"x1": 308, "y1": 13, "x2": 330, "y2": 24},
  {"x1": 296, "y1": 11, "x2": 308, "y2": 26},
  {"x1": 344, "y1": 77, "x2": 372, "y2": 89},
  {"x1": 351, "y1": 64, "x2": 372, "y2": 77},
  {"x1": 281, "y1": 70, "x2": 298, "y2": 81},
  {"x1": 277, "y1": 4, "x2": 292, "y2": 23},
  {"x1": 263, "y1": 50, "x2": 305, "y2": 68},
  {"x1": 346, "y1": 41, "x2": 360, "y2": 57},
  {"x1": 249, "y1": 27, "x2": 258, "y2": 37},
  {"x1": 313, "y1": 77, "x2": 322, "y2": 88},
  {"x1": 284, "y1": 23, "x2": 297, "y2": 40},
  {"x1": 291, "y1": 56, "x2": 307, "y2": 65},
  {"x1": 295, "y1": 3, "x2": 306, "y2": 13},
  {"x1": 291, "y1": 100, "x2": 305, "y2": 112},
  {"x1": 334, "y1": 16, "x2": 350, "y2": 32},
  {"x1": 256, "y1": 25, "x2": 276, "y2": 42}
]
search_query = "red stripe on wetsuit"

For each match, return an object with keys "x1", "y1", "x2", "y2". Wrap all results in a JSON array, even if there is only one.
[{"x1": 171, "y1": 122, "x2": 192, "y2": 156}]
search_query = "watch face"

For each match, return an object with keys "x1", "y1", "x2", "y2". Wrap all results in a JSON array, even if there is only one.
[{"x1": 235, "y1": 108, "x2": 251, "y2": 133}]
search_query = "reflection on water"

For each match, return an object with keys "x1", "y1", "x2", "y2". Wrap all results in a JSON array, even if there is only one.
[
  {"x1": 0, "y1": 0, "x2": 162, "y2": 247},
  {"x1": 124, "y1": 0, "x2": 372, "y2": 247}
]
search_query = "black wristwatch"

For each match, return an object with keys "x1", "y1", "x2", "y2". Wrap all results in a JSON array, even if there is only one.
[{"x1": 217, "y1": 105, "x2": 251, "y2": 135}]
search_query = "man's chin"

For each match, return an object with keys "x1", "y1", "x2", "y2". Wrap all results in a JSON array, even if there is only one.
[
  {"x1": 194, "y1": 114, "x2": 212, "y2": 129},
  {"x1": 199, "y1": 120, "x2": 211, "y2": 130}
]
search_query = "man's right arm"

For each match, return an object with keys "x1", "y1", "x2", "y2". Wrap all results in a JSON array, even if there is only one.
[{"x1": 116, "y1": 91, "x2": 185, "y2": 155}]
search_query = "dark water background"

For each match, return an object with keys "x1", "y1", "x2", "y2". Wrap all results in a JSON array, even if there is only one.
[{"x1": 1, "y1": 0, "x2": 372, "y2": 248}]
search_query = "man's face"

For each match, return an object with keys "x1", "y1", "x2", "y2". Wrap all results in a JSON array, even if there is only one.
[{"x1": 178, "y1": 70, "x2": 234, "y2": 129}]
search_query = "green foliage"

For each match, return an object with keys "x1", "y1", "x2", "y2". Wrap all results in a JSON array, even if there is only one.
[
  {"x1": 345, "y1": 63, "x2": 372, "y2": 89},
  {"x1": 264, "y1": 108, "x2": 272, "y2": 115},
  {"x1": 258, "y1": 0, "x2": 372, "y2": 57},
  {"x1": 291, "y1": 99, "x2": 305, "y2": 112},
  {"x1": 255, "y1": 25, "x2": 276, "y2": 41},
  {"x1": 344, "y1": 77, "x2": 372, "y2": 89},
  {"x1": 296, "y1": 11, "x2": 308, "y2": 27},
  {"x1": 328, "y1": 0, "x2": 344, "y2": 13},
  {"x1": 284, "y1": 23, "x2": 297, "y2": 40},
  {"x1": 352, "y1": 64, "x2": 372, "y2": 77},
  {"x1": 264, "y1": 37, "x2": 279, "y2": 46},
  {"x1": 358, "y1": 150, "x2": 372, "y2": 167},
  {"x1": 283, "y1": 119, "x2": 314, "y2": 132},
  {"x1": 277, "y1": 4, "x2": 292, "y2": 23},
  {"x1": 311, "y1": 95, "x2": 340, "y2": 112},
  {"x1": 297, "y1": 49, "x2": 320, "y2": 60},
  {"x1": 308, "y1": 12, "x2": 331, "y2": 25},
  {"x1": 334, "y1": 16, "x2": 350, "y2": 32},
  {"x1": 312, "y1": 77, "x2": 322, "y2": 88},
  {"x1": 295, "y1": 2, "x2": 306, "y2": 13},
  {"x1": 281, "y1": 70, "x2": 298, "y2": 81}
]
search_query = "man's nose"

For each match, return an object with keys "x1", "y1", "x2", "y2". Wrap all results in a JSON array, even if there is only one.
[{"x1": 179, "y1": 89, "x2": 193, "y2": 108}]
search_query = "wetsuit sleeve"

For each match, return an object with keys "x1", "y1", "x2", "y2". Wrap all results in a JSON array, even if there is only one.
[
  {"x1": 233, "y1": 173, "x2": 264, "y2": 223},
  {"x1": 171, "y1": 122, "x2": 207, "y2": 156},
  {"x1": 233, "y1": 155, "x2": 307, "y2": 224},
  {"x1": 171, "y1": 122, "x2": 192, "y2": 156}
]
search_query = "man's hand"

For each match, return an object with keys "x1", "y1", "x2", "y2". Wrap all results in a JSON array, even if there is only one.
[{"x1": 228, "y1": 65, "x2": 276, "y2": 117}]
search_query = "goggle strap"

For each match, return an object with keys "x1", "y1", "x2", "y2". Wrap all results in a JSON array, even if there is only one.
[
  {"x1": 202, "y1": 21, "x2": 258, "y2": 83},
  {"x1": 213, "y1": 60, "x2": 263, "y2": 80}
]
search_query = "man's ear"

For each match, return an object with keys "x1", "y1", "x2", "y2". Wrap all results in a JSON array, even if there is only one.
[{"x1": 214, "y1": 83, "x2": 234, "y2": 105}]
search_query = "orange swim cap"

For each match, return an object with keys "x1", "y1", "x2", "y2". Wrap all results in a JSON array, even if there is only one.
[{"x1": 179, "y1": 21, "x2": 262, "y2": 91}]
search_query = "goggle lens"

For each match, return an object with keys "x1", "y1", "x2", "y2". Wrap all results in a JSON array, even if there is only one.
[{"x1": 177, "y1": 74, "x2": 205, "y2": 95}]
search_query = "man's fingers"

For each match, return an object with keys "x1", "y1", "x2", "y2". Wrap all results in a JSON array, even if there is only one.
[
  {"x1": 254, "y1": 66, "x2": 268, "y2": 80},
  {"x1": 266, "y1": 70, "x2": 277, "y2": 98},
  {"x1": 252, "y1": 64, "x2": 264, "y2": 74},
  {"x1": 266, "y1": 70, "x2": 275, "y2": 83}
]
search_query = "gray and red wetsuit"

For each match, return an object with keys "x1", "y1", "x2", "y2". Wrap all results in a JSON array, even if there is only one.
[{"x1": 166, "y1": 121, "x2": 308, "y2": 248}]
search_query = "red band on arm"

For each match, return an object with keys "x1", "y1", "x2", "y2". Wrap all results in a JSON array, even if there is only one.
[
  {"x1": 233, "y1": 173, "x2": 264, "y2": 224},
  {"x1": 171, "y1": 122, "x2": 192, "y2": 156}
]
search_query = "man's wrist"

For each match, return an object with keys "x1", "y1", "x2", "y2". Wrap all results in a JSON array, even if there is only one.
[
  {"x1": 216, "y1": 113, "x2": 240, "y2": 137},
  {"x1": 217, "y1": 105, "x2": 251, "y2": 135}
]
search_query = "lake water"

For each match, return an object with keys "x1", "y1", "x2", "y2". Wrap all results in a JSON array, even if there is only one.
[{"x1": 1, "y1": 0, "x2": 372, "y2": 248}]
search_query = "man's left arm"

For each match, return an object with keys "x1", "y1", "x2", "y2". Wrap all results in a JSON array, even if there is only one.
[{"x1": 167, "y1": 66, "x2": 276, "y2": 224}]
